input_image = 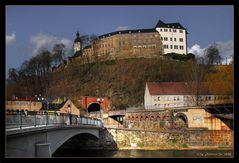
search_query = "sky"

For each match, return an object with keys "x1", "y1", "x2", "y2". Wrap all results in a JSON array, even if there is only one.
[{"x1": 6, "y1": 6, "x2": 234, "y2": 77}]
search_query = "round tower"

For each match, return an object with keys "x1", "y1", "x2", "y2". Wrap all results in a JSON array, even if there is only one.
[{"x1": 73, "y1": 31, "x2": 82, "y2": 54}]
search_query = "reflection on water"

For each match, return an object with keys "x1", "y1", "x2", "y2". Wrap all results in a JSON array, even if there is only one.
[{"x1": 53, "y1": 149, "x2": 233, "y2": 158}]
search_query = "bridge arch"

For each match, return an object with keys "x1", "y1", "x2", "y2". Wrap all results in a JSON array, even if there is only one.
[
  {"x1": 87, "y1": 102, "x2": 101, "y2": 113},
  {"x1": 50, "y1": 128, "x2": 100, "y2": 155}
]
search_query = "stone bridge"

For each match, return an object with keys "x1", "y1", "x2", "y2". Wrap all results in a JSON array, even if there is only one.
[{"x1": 6, "y1": 114, "x2": 103, "y2": 158}]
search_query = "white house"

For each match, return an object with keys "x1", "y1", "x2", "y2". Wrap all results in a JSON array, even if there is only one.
[
  {"x1": 144, "y1": 82, "x2": 232, "y2": 110},
  {"x1": 155, "y1": 19, "x2": 187, "y2": 55}
]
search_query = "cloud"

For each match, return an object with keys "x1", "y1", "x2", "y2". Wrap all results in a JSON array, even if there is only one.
[
  {"x1": 188, "y1": 40, "x2": 233, "y2": 64},
  {"x1": 6, "y1": 32, "x2": 16, "y2": 46},
  {"x1": 216, "y1": 40, "x2": 233, "y2": 64},
  {"x1": 29, "y1": 33, "x2": 73, "y2": 57},
  {"x1": 115, "y1": 26, "x2": 130, "y2": 31},
  {"x1": 188, "y1": 44, "x2": 205, "y2": 58}
]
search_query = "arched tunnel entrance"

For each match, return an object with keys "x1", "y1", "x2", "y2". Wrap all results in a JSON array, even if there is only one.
[{"x1": 88, "y1": 103, "x2": 101, "y2": 113}]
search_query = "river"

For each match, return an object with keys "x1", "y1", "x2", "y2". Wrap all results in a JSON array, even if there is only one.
[{"x1": 52, "y1": 149, "x2": 233, "y2": 158}]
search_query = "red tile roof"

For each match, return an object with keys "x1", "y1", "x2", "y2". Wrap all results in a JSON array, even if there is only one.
[{"x1": 146, "y1": 82, "x2": 214, "y2": 95}]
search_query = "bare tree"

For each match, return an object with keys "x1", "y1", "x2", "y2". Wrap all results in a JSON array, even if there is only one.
[
  {"x1": 204, "y1": 43, "x2": 221, "y2": 65},
  {"x1": 183, "y1": 60, "x2": 209, "y2": 106}
]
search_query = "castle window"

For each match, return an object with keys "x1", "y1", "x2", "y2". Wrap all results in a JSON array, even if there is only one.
[
  {"x1": 158, "y1": 97, "x2": 160, "y2": 101},
  {"x1": 173, "y1": 29, "x2": 177, "y2": 33},
  {"x1": 164, "y1": 28, "x2": 168, "y2": 32},
  {"x1": 174, "y1": 45, "x2": 178, "y2": 49},
  {"x1": 174, "y1": 38, "x2": 176, "y2": 41},
  {"x1": 164, "y1": 37, "x2": 168, "y2": 41},
  {"x1": 170, "y1": 38, "x2": 172, "y2": 41},
  {"x1": 161, "y1": 37, "x2": 163, "y2": 40},
  {"x1": 180, "y1": 30, "x2": 183, "y2": 33},
  {"x1": 160, "y1": 29, "x2": 162, "y2": 32},
  {"x1": 169, "y1": 29, "x2": 171, "y2": 32},
  {"x1": 180, "y1": 46, "x2": 184, "y2": 50},
  {"x1": 163, "y1": 44, "x2": 168, "y2": 49},
  {"x1": 179, "y1": 38, "x2": 183, "y2": 42},
  {"x1": 170, "y1": 45, "x2": 173, "y2": 49}
]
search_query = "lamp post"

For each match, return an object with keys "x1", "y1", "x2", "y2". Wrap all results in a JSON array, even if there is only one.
[
  {"x1": 68, "y1": 103, "x2": 72, "y2": 125},
  {"x1": 97, "y1": 97, "x2": 104, "y2": 119}
]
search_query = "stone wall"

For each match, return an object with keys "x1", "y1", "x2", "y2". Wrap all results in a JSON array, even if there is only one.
[{"x1": 103, "y1": 128, "x2": 233, "y2": 150}]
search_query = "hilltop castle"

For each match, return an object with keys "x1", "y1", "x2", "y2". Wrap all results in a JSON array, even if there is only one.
[{"x1": 70, "y1": 19, "x2": 188, "y2": 63}]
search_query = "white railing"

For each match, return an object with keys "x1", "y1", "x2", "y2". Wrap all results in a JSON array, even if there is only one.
[{"x1": 6, "y1": 112, "x2": 103, "y2": 130}]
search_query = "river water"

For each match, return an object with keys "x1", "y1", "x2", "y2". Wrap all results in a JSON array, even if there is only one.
[{"x1": 53, "y1": 149, "x2": 233, "y2": 158}]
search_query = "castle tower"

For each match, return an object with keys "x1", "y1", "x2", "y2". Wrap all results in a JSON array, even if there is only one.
[{"x1": 73, "y1": 31, "x2": 82, "y2": 54}]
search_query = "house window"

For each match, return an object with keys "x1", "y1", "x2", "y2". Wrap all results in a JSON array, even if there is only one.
[
  {"x1": 158, "y1": 97, "x2": 160, "y2": 101},
  {"x1": 164, "y1": 29, "x2": 168, "y2": 32},
  {"x1": 174, "y1": 97, "x2": 176, "y2": 101},
  {"x1": 170, "y1": 38, "x2": 172, "y2": 41},
  {"x1": 160, "y1": 29, "x2": 162, "y2": 32},
  {"x1": 174, "y1": 45, "x2": 178, "y2": 49},
  {"x1": 174, "y1": 38, "x2": 176, "y2": 41},
  {"x1": 173, "y1": 29, "x2": 177, "y2": 33},
  {"x1": 179, "y1": 38, "x2": 183, "y2": 42},
  {"x1": 179, "y1": 30, "x2": 183, "y2": 33},
  {"x1": 180, "y1": 46, "x2": 184, "y2": 50},
  {"x1": 177, "y1": 96, "x2": 179, "y2": 101},
  {"x1": 164, "y1": 37, "x2": 168, "y2": 41},
  {"x1": 164, "y1": 44, "x2": 168, "y2": 49},
  {"x1": 170, "y1": 45, "x2": 173, "y2": 49},
  {"x1": 208, "y1": 96, "x2": 211, "y2": 100}
]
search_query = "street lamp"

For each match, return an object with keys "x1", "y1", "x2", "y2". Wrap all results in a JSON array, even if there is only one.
[
  {"x1": 97, "y1": 97, "x2": 104, "y2": 119},
  {"x1": 68, "y1": 103, "x2": 72, "y2": 125}
]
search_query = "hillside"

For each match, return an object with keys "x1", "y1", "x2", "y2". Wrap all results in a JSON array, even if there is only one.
[{"x1": 46, "y1": 58, "x2": 233, "y2": 110}]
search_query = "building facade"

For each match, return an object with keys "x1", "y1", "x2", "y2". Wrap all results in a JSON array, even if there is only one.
[
  {"x1": 144, "y1": 82, "x2": 232, "y2": 110},
  {"x1": 155, "y1": 20, "x2": 187, "y2": 54},
  {"x1": 6, "y1": 100, "x2": 43, "y2": 112},
  {"x1": 71, "y1": 19, "x2": 187, "y2": 63}
]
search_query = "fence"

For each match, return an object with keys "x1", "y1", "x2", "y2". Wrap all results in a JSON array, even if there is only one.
[{"x1": 6, "y1": 112, "x2": 103, "y2": 129}]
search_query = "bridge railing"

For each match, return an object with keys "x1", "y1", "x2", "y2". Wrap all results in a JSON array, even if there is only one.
[{"x1": 6, "y1": 112, "x2": 103, "y2": 129}]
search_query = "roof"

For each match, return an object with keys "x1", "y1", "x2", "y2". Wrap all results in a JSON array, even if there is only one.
[
  {"x1": 155, "y1": 19, "x2": 187, "y2": 31},
  {"x1": 98, "y1": 28, "x2": 157, "y2": 39},
  {"x1": 146, "y1": 82, "x2": 229, "y2": 95}
]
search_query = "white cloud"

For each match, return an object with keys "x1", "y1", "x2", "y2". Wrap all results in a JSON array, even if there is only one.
[
  {"x1": 115, "y1": 26, "x2": 130, "y2": 31},
  {"x1": 216, "y1": 40, "x2": 233, "y2": 64},
  {"x1": 29, "y1": 33, "x2": 73, "y2": 57},
  {"x1": 188, "y1": 40, "x2": 233, "y2": 64},
  {"x1": 188, "y1": 44, "x2": 205, "y2": 58},
  {"x1": 6, "y1": 32, "x2": 16, "y2": 46}
]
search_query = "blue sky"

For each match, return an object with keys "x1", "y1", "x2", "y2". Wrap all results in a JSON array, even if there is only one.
[{"x1": 6, "y1": 6, "x2": 233, "y2": 76}]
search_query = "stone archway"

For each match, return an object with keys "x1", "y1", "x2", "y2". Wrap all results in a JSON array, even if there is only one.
[{"x1": 174, "y1": 112, "x2": 188, "y2": 128}]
